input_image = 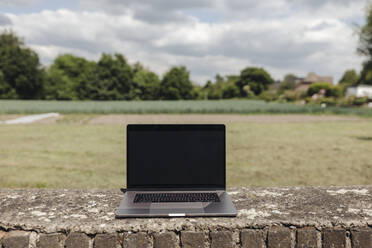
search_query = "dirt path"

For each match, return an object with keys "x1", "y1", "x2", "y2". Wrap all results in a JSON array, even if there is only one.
[{"x1": 88, "y1": 114, "x2": 365, "y2": 124}]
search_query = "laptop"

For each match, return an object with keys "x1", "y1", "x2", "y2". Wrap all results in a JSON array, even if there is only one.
[{"x1": 115, "y1": 124, "x2": 237, "y2": 217}]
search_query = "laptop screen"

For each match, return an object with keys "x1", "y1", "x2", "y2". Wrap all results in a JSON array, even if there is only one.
[{"x1": 127, "y1": 124, "x2": 225, "y2": 189}]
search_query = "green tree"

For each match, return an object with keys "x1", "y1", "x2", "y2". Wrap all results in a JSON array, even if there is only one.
[
  {"x1": 92, "y1": 53, "x2": 134, "y2": 100},
  {"x1": 159, "y1": 66, "x2": 193, "y2": 100},
  {"x1": 358, "y1": 5, "x2": 372, "y2": 59},
  {"x1": 307, "y1": 82, "x2": 342, "y2": 97},
  {"x1": 357, "y1": 6, "x2": 372, "y2": 85},
  {"x1": 279, "y1": 73, "x2": 297, "y2": 92},
  {"x1": 338, "y1": 69, "x2": 359, "y2": 86},
  {"x1": 358, "y1": 61, "x2": 372, "y2": 85},
  {"x1": 75, "y1": 63, "x2": 98, "y2": 100},
  {"x1": 203, "y1": 74, "x2": 240, "y2": 100},
  {"x1": 0, "y1": 31, "x2": 44, "y2": 99},
  {"x1": 0, "y1": 70, "x2": 17, "y2": 98},
  {"x1": 259, "y1": 90, "x2": 279, "y2": 102},
  {"x1": 131, "y1": 68, "x2": 161, "y2": 100},
  {"x1": 226, "y1": 75, "x2": 240, "y2": 84},
  {"x1": 44, "y1": 54, "x2": 96, "y2": 100},
  {"x1": 204, "y1": 75, "x2": 224, "y2": 99},
  {"x1": 191, "y1": 84, "x2": 204, "y2": 100},
  {"x1": 221, "y1": 75, "x2": 240, "y2": 99},
  {"x1": 243, "y1": 85, "x2": 255, "y2": 98},
  {"x1": 132, "y1": 61, "x2": 145, "y2": 74},
  {"x1": 203, "y1": 80, "x2": 221, "y2": 99},
  {"x1": 236, "y1": 67, "x2": 274, "y2": 96},
  {"x1": 221, "y1": 82, "x2": 239, "y2": 99},
  {"x1": 44, "y1": 67, "x2": 76, "y2": 100}
]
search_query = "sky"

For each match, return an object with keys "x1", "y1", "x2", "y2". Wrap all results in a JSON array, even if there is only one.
[{"x1": 0, "y1": 0, "x2": 370, "y2": 85}]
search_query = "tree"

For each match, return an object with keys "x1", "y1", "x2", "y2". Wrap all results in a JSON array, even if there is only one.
[
  {"x1": 203, "y1": 80, "x2": 221, "y2": 99},
  {"x1": 0, "y1": 70, "x2": 17, "y2": 98},
  {"x1": 0, "y1": 31, "x2": 44, "y2": 99},
  {"x1": 243, "y1": 85, "x2": 255, "y2": 98},
  {"x1": 221, "y1": 82, "x2": 239, "y2": 99},
  {"x1": 204, "y1": 74, "x2": 224, "y2": 99},
  {"x1": 338, "y1": 69, "x2": 359, "y2": 86},
  {"x1": 132, "y1": 61, "x2": 145, "y2": 74},
  {"x1": 191, "y1": 84, "x2": 204, "y2": 100},
  {"x1": 44, "y1": 54, "x2": 96, "y2": 100},
  {"x1": 202, "y1": 74, "x2": 240, "y2": 100},
  {"x1": 358, "y1": 5, "x2": 372, "y2": 59},
  {"x1": 279, "y1": 73, "x2": 297, "y2": 92},
  {"x1": 283, "y1": 74, "x2": 297, "y2": 84},
  {"x1": 159, "y1": 66, "x2": 193, "y2": 100},
  {"x1": 307, "y1": 82, "x2": 342, "y2": 97},
  {"x1": 92, "y1": 53, "x2": 134, "y2": 100},
  {"x1": 221, "y1": 75, "x2": 240, "y2": 99},
  {"x1": 44, "y1": 67, "x2": 76, "y2": 100},
  {"x1": 75, "y1": 63, "x2": 98, "y2": 100},
  {"x1": 357, "y1": 6, "x2": 372, "y2": 85},
  {"x1": 358, "y1": 61, "x2": 372, "y2": 85},
  {"x1": 236, "y1": 67, "x2": 274, "y2": 96},
  {"x1": 131, "y1": 68, "x2": 161, "y2": 100}
]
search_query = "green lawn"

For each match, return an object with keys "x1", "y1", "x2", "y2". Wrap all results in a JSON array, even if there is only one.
[{"x1": 0, "y1": 115, "x2": 371, "y2": 188}]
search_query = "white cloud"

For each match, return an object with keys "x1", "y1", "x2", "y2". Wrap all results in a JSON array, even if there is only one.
[
  {"x1": 0, "y1": 0, "x2": 42, "y2": 7},
  {"x1": 79, "y1": 0, "x2": 213, "y2": 23},
  {"x1": 2, "y1": 0, "x2": 368, "y2": 84},
  {"x1": 0, "y1": 13, "x2": 12, "y2": 25}
]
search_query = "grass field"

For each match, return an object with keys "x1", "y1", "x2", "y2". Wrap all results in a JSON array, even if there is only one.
[
  {"x1": 0, "y1": 114, "x2": 371, "y2": 189},
  {"x1": 1, "y1": 100, "x2": 372, "y2": 116}
]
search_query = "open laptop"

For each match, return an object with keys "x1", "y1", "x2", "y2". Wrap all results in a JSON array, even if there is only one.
[{"x1": 115, "y1": 124, "x2": 237, "y2": 217}]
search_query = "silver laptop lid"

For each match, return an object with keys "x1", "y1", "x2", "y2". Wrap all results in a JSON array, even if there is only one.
[{"x1": 126, "y1": 124, "x2": 226, "y2": 191}]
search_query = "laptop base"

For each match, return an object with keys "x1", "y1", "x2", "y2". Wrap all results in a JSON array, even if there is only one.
[{"x1": 116, "y1": 191, "x2": 237, "y2": 218}]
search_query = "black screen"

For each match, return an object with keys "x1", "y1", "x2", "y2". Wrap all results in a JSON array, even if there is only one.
[{"x1": 127, "y1": 125, "x2": 225, "y2": 189}]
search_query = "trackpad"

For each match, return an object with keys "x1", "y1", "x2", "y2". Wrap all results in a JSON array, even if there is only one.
[
  {"x1": 150, "y1": 207, "x2": 205, "y2": 215},
  {"x1": 150, "y1": 202, "x2": 203, "y2": 209}
]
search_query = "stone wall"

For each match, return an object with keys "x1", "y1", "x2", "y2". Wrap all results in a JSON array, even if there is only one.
[{"x1": 0, "y1": 186, "x2": 371, "y2": 247}]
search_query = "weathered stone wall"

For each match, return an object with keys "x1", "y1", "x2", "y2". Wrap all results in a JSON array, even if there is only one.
[{"x1": 0, "y1": 186, "x2": 371, "y2": 247}]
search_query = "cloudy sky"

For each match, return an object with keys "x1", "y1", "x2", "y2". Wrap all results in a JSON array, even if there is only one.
[{"x1": 0, "y1": 0, "x2": 369, "y2": 84}]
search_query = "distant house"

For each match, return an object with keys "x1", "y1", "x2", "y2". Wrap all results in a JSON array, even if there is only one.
[
  {"x1": 294, "y1": 72, "x2": 334, "y2": 93},
  {"x1": 346, "y1": 85, "x2": 372, "y2": 99}
]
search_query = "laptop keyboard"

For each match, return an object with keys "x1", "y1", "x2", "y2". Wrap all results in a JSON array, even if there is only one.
[{"x1": 133, "y1": 192, "x2": 220, "y2": 203}]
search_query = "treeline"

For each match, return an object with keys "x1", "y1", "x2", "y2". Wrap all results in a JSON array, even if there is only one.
[
  {"x1": 1, "y1": 30, "x2": 370, "y2": 103},
  {"x1": 0, "y1": 31, "x2": 275, "y2": 100}
]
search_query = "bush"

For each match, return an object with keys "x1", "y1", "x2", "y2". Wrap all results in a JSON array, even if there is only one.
[
  {"x1": 259, "y1": 90, "x2": 278, "y2": 102},
  {"x1": 330, "y1": 85, "x2": 343, "y2": 97},
  {"x1": 307, "y1": 82, "x2": 329, "y2": 96},
  {"x1": 353, "y1": 97, "x2": 368, "y2": 106},
  {"x1": 242, "y1": 85, "x2": 255, "y2": 99},
  {"x1": 279, "y1": 90, "x2": 300, "y2": 102},
  {"x1": 335, "y1": 97, "x2": 352, "y2": 107},
  {"x1": 221, "y1": 83, "x2": 240, "y2": 99},
  {"x1": 307, "y1": 82, "x2": 343, "y2": 98},
  {"x1": 320, "y1": 97, "x2": 336, "y2": 106}
]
